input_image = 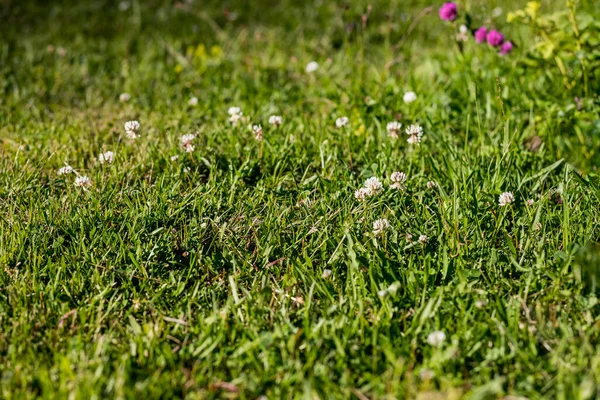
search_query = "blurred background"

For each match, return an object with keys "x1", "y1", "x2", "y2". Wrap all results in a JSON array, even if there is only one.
[{"x1": 2, "y1": 0, "x2": 599, "y2": 168}]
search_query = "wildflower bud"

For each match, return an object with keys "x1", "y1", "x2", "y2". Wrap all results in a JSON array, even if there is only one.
[
  {"x1": 252, "y1": 124, "x2": 263, "y2": 141},
  {"x1": 373, "y1": 218, "x2": 390, "y2": 237},
  {"x1": 439, "y1": 2, "x2": 457, "y2": 21},
  {"x1": 487, "y1": 30, "x2": 504, "y2": 47},
  {"x1": 74, "y1": 175, "x2": 92, "y2": 189},
  {"x1": 98, "y1": 151, "x2": 114, "y2": 164},
  {"x1": 498, "y1": 191, "x2": 515, "y2": 207},
  {"x1": 335, "y1": 116, "x2": 349, "y2": 128},
  {"x1": 403, "y1": 91, "x2": 417, "y2": 104},
  {"x1": 474, "y1": 27, "x2": 487, "y2": 43},
  {"x1": 305, "y1": 61, "x2": 319, "y2": 73},
  {"x1": 499, "y1": 41, "x2": 513, "y2": 55},
  {"x1": 268, "y1": 115, "x2": 283, "y2": 126},
  {"x1": 386, "y1": 121, "x2": 402, "y2": 138},
  {"x1": 124, "y1": 120, "x2": 141, "y2": 139}
]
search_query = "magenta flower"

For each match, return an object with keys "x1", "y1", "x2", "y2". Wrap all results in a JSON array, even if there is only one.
[
  {"x1": 439, "y1": 2, "x2": 458, "y2": 21},
  {"x1": 474, "y1": 27, "x2": 487, "y2": 43},
  {"x1": 499, "y1": 41, "x2": 513, "y2": 55},
  {"x1": 487, "y1": 30, "x2": 504, "y2": 47}
]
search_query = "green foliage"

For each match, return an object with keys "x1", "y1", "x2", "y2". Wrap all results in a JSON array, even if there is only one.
[
  {"x1": 505, "y1": 1, "x2": 600, "y2": 169},
  {"x1": 508, "y1": 1, "x2": 600, "y2": 96}
]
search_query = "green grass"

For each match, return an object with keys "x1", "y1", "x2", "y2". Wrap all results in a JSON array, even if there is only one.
[{"x1": 1, "y1": 0, "x2": 600, "y2": 398}]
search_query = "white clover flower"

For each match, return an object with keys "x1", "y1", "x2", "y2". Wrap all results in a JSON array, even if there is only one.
[
  {"x1": 119, "y1": 93, "x2": 131, "y2": 102},
  {"x1": 228, "y1": 107, "x2": 241, "y2": 116},
  {"x1": 403, "y1": 91, "x2": 417, "y2": 104},
  {"x1": 180, "y1": 133, "x2": 196, "y2": 152},
  {"x1": 229, "y1": 114, "x2": 242, "y2": 126},
  {"x1": 335, "y1": 116, "x2": 349, "y2": 128},
  {"x1": 498, "y1": 191, "x2": 515, "y2": 207},
  {"x1": 228, "y1": 107, "x2": 243, "y2": 126},
  {"x1": 98, "y1": 151, "x2": 114, "y2": 164},
  {"x1": 305, "y1": 61, "x2": 319, "y2": 73},
  {"x1": 124, "y1": 120, "x2": 141, "y2": 139},
  {"x1": 180, "y1": 133, "x2": 196, "y2": 146},
  {"x1": 390, "y1": 172, "x2": 407, "y2": 183},
  {"x1": 457, "y1": 24, "x2": 469, "y2": 41},
  {"x1": 364, "y1": 177, "x2": 383, "y2": 195},
  {"x1": 124, "y1": 120, "x2": 140, "y2": 132},
  {"x1": 74, "y1": 175, "x2": 92, "y2": 189},
  {"x1": 427, "y1": 181, "x2": 437, "y2": 189},
  {"x1": 268, "y1": 115, "x2": 283, "y2": 126},
  {"x1": 406, "y1": 124, "x2": 423, "y2": 144},
  {"x1": 426, "y1": 330, "x2": 446, "y2": 347},
  {"x1": 526, "y1": 199, "x2": 534, "y2": 206},
  {"x1": 406, "y1": 125, "x2": 423, "y2": 135},
  {"x1": 390, "y1": 171, "x2": 407, "y2": 190},
  {"x1": 373, "y1": 218, "x2": 390, "y2": 237},
  {"x1": 354, "y1": 187, "x2": 370, "y2": 201},
  {"x1": 188, "y1": 97, "x2": 198, "y2": 106},
  {"x1": 407, "y1": 135, "x2": 421, "y2": 144},
  {"x1": 386, "y1": 121, "x2": 402, "y2": 139},
  {"x1": 322, "y1": 269, "x2": 332, "y2": 279},
  {"x1": 356, "y1": 177, "x2": 383, "y2": 201},
  {"x1": 456, "y1": 33, "x2": 469, "y2": 42},
  {"x1": 418, "y1": 235, "x2": 429, "y2": 244},
  {"x1": 57, "y1": 165, "x2": 74, "y2": 175},
  {"x1": 252, "y1": 124, "x2": 263, "y2": 141}
]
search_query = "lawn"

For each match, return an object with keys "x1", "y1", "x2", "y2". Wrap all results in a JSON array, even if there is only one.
[{"x1": 1, "y1": 0, "x2": 600, "y2": 398}]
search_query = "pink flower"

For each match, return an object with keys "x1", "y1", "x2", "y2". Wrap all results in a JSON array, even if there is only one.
[
  {"x1": 499, "y1": 41, "x2": 513, "y2": 55},
  {"x1": 474, "y1": 27, "x2": 487, "y2": 43},
  {"x1": 487, "y1": 30, "x2": 504, "y2": 47},
  {"x1": 439, "y1": 2, "x2": 457, "y2": 21}
]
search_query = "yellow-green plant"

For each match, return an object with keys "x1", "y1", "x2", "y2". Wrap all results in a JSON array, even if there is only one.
[{"x1": 508, "y1": 1, "x2": 600, "y2": 96}]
